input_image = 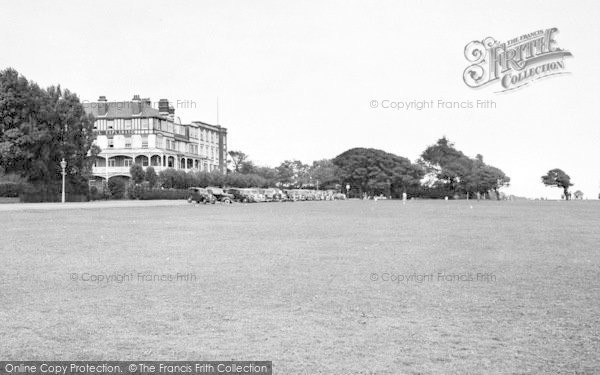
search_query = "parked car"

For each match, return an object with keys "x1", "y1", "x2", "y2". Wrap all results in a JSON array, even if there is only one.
[
  {"x1": 257, "y1": 188, "x2": 271, "y2": 202},
  {"x1": 206, "y1": 187, "x2": 234, "y2": 204},
  {"x1": 261, "y1": 188, "x2": 282, "y2": 202},
  {"x1": 284, "y1": 189, "x2": 302, "y2": 201},
  {"x1": 273, "y1": 189, "x2": 288, "y2": 201},
  {"x1": 246, "y1": 188, "x2": 266, "y2": 202},
  {"x1": 228, "y1": 188, "x2": 248, "y2": 202},
  {"x1": 188, "y1": 187, "x2": 216, "y2": 204},
  {"x1": 227, "y1": 188, "x2": 256, "y2": 203}
]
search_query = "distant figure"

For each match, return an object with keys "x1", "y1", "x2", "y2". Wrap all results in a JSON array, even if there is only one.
[
  {"x1": 444, "y1": 196, "x2": 449, "y2": 201},
  {"x1": 476, "y1": 192, "x2": 481, "y2": 201},
  {"x1": 402, "y1": 192, "x2": 407, "y2": 205}
]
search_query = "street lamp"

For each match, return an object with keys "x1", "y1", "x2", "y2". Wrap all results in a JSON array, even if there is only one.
[{"x1": 60, "y1": 158, "x2": 67, "y2": 203}]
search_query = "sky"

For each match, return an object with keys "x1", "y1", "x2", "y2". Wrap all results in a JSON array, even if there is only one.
[{"x1": 1, "y1": 0, "x2": 599, "y2": 198}]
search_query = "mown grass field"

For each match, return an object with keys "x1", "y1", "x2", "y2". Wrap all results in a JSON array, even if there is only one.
[{"x1": 0, "y1": 200, "x2": 598, "y2": 374}]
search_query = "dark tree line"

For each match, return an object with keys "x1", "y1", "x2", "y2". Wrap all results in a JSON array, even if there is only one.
[
  {"x1": 228, "y1": 150, "x2": 339, "y2": 190},
  {"x1": 0, "y1": 68, "x2": 98, "y2": 200},
  {"x1": 332, "y1": 148, "x2": 422, "y2": 197},
  {"x1": 228, "y1": 138, "x2": 511, "y2": 199},
  {"x1": 419, "y1": 137, "x2": 510, "y2": 199}
]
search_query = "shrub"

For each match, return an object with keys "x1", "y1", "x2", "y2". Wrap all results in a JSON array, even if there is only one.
[
  {"x1": 130, "y1": 163, "x2": 145, "y2": 184},
  {"x1": 158, "y1": 169, "x2": 178, "y2": 189},
  {"x1": 127, "y1": 183, "x2": 146, "y2": 200},
  {"x1": 0, "y1": 182, "x2": 24, "y2": 197},
  {"x1": 107, "y1": 177, "x2": 127, "y2": 199},
  {"x1": 89, "y1": 186, "x2": 106, "y2": 201},
  {"x1": 139, "y1": 189, "x2": 190, "y2": 200},
  {"x1": 19, "y1": 182, "x2": 89, "y2": 202},
  {"x1": 145, "y1": 167, "x2": 158, "y2": 188}
]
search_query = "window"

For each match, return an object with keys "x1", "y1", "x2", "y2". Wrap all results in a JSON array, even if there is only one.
[
  {"x1": 141, "y1": 118, "x2": 149, "y2": 130},
  {"x1": 124, "y1": 159, "x2": 132, "y2": 167},
  {"x1": 125, "y1": 137, "x2": 132, "y2": 148},
  {"x1": 166, "y1": 139, "x2": 176, "y2": 150},
  {"x1": 142, "y1": 135, "x2": 148, "y2": 148},
  {"x1": 108, "y1": 137, "x2": 114, "y2": 148},
  {"x1": 108, "y1": 159, "x2": 116, "y2": 167},
  {"x1": 107, "y1": 120, "x2": 114, "y2": 130},
  {"x1": 124, "y1": 119, "x2": 132, "y2": 130}
]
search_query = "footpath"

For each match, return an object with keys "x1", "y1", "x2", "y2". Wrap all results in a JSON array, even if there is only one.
[{"x1": 0, "y1": 199, "x2": 189, "y2": 212}]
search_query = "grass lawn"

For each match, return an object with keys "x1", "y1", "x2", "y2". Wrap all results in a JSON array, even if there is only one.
[{"x1": 0, "y1": 200, "x2": 598, "y2": 374}]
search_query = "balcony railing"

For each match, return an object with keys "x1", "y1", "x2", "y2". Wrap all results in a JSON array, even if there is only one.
[{"x1": 92, "y1": 164, "x2": 211, "y2": 177}]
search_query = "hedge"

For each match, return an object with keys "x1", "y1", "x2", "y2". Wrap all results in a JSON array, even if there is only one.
[
  {"x1": 0, "y1": 182, "x2": 23, "y2": 197},
  {"x1": 139, "y1": 188, "x2": 190, "y2": 200}
]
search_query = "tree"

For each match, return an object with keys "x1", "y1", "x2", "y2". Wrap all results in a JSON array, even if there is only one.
[
  {"x1": 239, "y1": 160, "x2": 257, "y2": 174},
  {"x1": 253, "y1": 166, "x2": 279, "y2": 186},
  {"x1": 420, "y1": 137, "x2": 473, "y2": 194},
  {"x1": 0, "y1": 68, "x2": 98, "y2": 198},
  {"x1": 276, "y1": 160, "x2": 309, "y2": 188},
  {"x1": 464, "y1": 160, "x2": 510, "y2": 200},
  {"x1": 130, "y1": 163, "x2": 145, "y2": 184},
  {"x1": 307, "y1": 159, "x2": 340, "y2": 189},
  {"x1": 541, "y1": 168, "x2": 573, "y2": 200},
  {"x1": 420, "y1": 137, "x2": 510, "y2": 199},
  {"x1": 333, "y1": 148, "x2": 423, "y2": 197},
  {"x1": 228, "y1": 150, "x2": 249, "y2": 173},
  {"x1": 574, "y1": 190, "x2": 583, "y2": 200},
  {"x1": 145, "y1": 166, "x2": 157, "y2": 188},
  {"x1": 487, "y1": 166, "x2": 510, "y2": 200}
]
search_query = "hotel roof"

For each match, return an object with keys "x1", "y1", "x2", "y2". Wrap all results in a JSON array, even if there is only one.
[{"x1": 83, "y1": 100, "x2": 162, "y2": 119}]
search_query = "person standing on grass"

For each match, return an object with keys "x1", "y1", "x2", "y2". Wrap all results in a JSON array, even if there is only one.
[{"x1": 402, "y1": 192, "x2": 407, "y2": 205}]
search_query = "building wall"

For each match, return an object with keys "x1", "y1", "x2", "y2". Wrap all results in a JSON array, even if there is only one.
[{"x1": 88, "y1": 102, "x2": 228, "y2": 178}]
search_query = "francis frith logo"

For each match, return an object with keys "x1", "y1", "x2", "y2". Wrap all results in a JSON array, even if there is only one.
[{"x1": 463, "y1": 28, "x2": 573, "y2": 92}]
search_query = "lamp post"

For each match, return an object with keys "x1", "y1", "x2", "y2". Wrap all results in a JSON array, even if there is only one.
[
  {"x1": 346, "y1": 183, "x2": 350, "y2": 199},
  {"x1": 60, "y1": 158, "x2": 67, "y2": 203}
]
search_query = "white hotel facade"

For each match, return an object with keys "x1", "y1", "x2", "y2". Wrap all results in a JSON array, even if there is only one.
[{"x1": 84, "y1": 95, "x2": 228, "y2": 181}]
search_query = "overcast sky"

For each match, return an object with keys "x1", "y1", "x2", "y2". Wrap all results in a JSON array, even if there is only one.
[{"x1": 1, "y1": 0, "x2": 598, "y2": 198}]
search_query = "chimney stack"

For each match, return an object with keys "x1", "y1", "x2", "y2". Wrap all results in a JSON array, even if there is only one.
[
  {"x1": 98, "y1": 96, "x2": 108, "y2": 116},
  {"x1": 158, "y1": 99, "x2": 170, "y2": 115}
]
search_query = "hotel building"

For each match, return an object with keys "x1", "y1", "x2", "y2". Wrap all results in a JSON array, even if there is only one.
[{"x1": 84, "y1": 95, "x2": 228, "y2": 180}]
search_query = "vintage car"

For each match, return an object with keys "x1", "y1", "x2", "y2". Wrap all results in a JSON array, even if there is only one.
[
  {"x1": 227, "y1": 188, "x2": 256, "y2": 203},
  {"x1": 188, "y1": 187, "x2": 216, "y2": 204},
  {"x1": 246, "y1": 188, "x2": 266, "y2": 202},
  {"x1": 272, "y1": 188, "x2": 288, "y2": 201},
  {"x1": 260, "y1": 188, "x2": 282, "y2": 202},
  {"x1": 206, "y1": 187, "x2": 235, "y2": 204},
  {"x1": 284, "y1": 189, "x2": 301, "y2": 201}
]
